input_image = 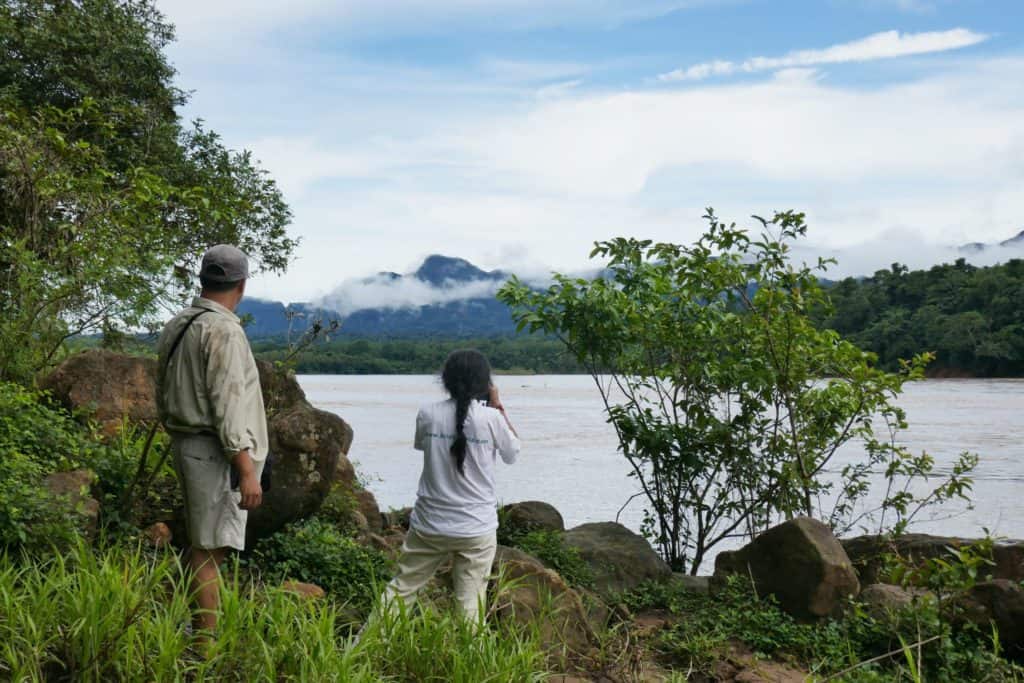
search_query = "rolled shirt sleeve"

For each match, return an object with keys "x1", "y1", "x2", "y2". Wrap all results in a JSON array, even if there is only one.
[
  {"x1": 204, "y1": 323, "x2": 258, "y2": 460},
  {"x1": 413, "y1": 408, "x2": 429, "y2": 452},
  {"x1": 491, "y1": 410, "x2": 520, "y2": 464}
]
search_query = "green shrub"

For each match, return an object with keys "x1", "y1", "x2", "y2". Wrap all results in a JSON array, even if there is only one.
[
  {"x1": 630, "y1": 575, "x2": 884, "y2": 675},
  {"x1": 0, "y1": 382, "x2": 102, "y2": 550},
  {"x1": 87, "y1": 424, "x2": 181, "y2": 537},
  {"x1": 497, "y1": 507, "x2": 594, "y2": 589},
  {"x1": 315, "y1": 481, "x2": 362, "y2": 536},
  {"x1": 511, "y1": 530, "x2": 594, "y2": 589},
  {"x1": 624, "y1": 573, "x2": 1024, "y2": 681},
  {"x1": 250, "y1": 518, "x2": 392, "y2": 613}
]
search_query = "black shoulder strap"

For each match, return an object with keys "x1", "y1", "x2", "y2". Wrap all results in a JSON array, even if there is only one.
[{"x1": 160, "y1": 309, "x2": 210, "y2": 385}]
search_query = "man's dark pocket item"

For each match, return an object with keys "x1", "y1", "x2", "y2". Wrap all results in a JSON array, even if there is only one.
[{"x1": 230, "y1": 451, "x2": 274, "y2": 493}]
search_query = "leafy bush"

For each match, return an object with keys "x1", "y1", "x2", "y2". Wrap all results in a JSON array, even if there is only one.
[
  {"x1": 88, "y1": 424, "x2": 181, "y2": 537},
  {"x1": 626, "y1": 575, "x2": 885, "y2": 675},
  {"x1": 0, "y1": 382, "x2": 102, "y2": 550},
  {"x1": 315, "y1": 481, "x2": 364, "y2": 537},
  {"x1": 512, "y1": 530, "x2": 594, "y2": 590},
  {"x1": 250, "y1": 518, "x2": 392, "y2": 613},
  {"x1": 497, "y1": 509, "x2": 594, "y2": 589},
  {"x1": 624, "y1": 570, "x2": 1023, "y2": 681},
  {"x1": 500, "y1": 210, "x2": 977, "y2": 572}
]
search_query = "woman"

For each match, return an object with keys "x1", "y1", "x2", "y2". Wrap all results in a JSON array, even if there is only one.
[{"x1": 381, "y1": 349, "x2": 520, "y2": 622}]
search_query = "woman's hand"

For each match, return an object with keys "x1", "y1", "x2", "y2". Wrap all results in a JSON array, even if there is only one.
[{"x1": 487, "y1": 384, "x2": 505, "y2": 412}]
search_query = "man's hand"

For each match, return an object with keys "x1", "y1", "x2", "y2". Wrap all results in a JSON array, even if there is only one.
[{"x1": 233, "y1": 449, "x2": 263, "y2": 510}]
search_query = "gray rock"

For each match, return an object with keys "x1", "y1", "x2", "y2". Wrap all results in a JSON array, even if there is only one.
[
  {"x1": 383, "y1": 506, "x2": 413, "y2": 531},
  {"x1": 492, "y1": 559, "x2": 596, "y2": 656},
  {"x1": 714, "y1": 517, "x2": 859, "y2": 620},
  {"x1": 245, "y1": 361, "x2": 355, "y2": 546},
  {"x1": 494, "y1": 544, "x2": 546, "y2": 572},
  {"x1": 562, "y1": 521, "x2": 673, "y2": 599},
  {"x1": 671, "y1": 573, "x2": 711, "y2": 594},
  {"x1": 843, "y1": 533, "x2": 1024, "y2": 584},
  {"x1": 858, "y1": 583, "x2": 922, "y2": 619},
  {"x1": 353, "y1": 488, "x2": 383, "y2": 535},
  {"x1": 43, "y1": 469, "x2": 100, "y2": 538},
  {"x1": 500, "y1": 500, "x2": 565, "y2": 533},
  {"x1": 955, "y1": 579, "x2": 1024, "y2": 656}
]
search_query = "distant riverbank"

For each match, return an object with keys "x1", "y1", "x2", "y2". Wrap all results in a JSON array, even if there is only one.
[{"x1": 253, "y1": 336, "x2": 584, "y2": 375}]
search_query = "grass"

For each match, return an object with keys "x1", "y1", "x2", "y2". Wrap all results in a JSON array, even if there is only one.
[{"x1": 0, "y1": 542, "x2": 551, "y2": 682}]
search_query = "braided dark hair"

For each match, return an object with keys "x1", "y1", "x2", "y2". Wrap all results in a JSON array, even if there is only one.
[{"x1": 441, "y1": 349, "x2": 492, "y2": 475}]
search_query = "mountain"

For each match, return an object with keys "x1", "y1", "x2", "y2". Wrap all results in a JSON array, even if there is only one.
[
  {"x1": 238, "y1": 255, "x2": 516, "y2": 339},
  {"x1": 958, "y1": 229, "x2": 1024, "y2": 254},
  {"x1": 1000, "y1": 230, "x2": 1024, "y2": 248},
  {"x1": 414, "y1": 254, "x2": 507, "y2": 286}
]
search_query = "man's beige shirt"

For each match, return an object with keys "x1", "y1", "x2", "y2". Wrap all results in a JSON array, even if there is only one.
[{"x1": 156, "y1": 297, "x2": 268, "y2": 463}]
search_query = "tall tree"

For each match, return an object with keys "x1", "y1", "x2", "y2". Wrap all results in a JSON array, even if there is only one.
[{"x1": 0, "y1": 0, "x2": 296, "y2": 383}]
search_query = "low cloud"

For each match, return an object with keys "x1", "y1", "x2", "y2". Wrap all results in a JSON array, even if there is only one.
[
  {"x1": 317, "y1": 273, "x2": 506, "y2": 316},
  {"x1": 794, "y1": 228, "x2": 1024, "y2": 280},
  {"x1": 657, "y1": 28, "x2": 989, "y2": 81}
]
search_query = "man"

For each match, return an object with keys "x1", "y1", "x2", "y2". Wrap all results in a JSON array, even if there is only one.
[{"x1": 156, "y1": 244, "x2": 267, "y2": 643}]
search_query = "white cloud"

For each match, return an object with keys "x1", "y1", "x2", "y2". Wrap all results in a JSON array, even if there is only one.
[
  {"x1": 453, "y1": 58, "x2": 1023, "y2": 201},
  {"x1": 657, "y1": 28, "x2": 989, "y2": 81},
  {"x1": 317, "y1": 273, "x2": 505, "y2": 315},
  {"x1": 239, "y1": 55, "x2": 1024, "y2": 302}
]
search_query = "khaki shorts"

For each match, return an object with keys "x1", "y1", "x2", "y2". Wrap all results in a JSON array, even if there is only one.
[{"x1": 172, "y1": 434, "x2": 249, "y2": 551}]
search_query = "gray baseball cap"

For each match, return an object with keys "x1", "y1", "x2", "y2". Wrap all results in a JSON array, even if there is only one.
[{"x1": 199, "y1": 244, "x2": 250, "y2": 282}]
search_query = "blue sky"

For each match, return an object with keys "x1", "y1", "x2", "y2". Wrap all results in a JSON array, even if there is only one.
[{"x1": 157, "y1": 0, "x2": 1024, "y2": 302}]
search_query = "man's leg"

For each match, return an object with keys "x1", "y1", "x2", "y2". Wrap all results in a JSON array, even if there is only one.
[{"x1": 189, "y1": 547, "x2": 227, "y2": 636}]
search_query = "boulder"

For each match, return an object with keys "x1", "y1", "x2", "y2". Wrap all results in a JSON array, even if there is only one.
[
  {"x1": 714, "y1": 517, "x2": 859, "y2": 620},
  {"x1": 353, "y1": 488, "x2": 383, "y2": 535},
  {"x1": 501, "y1": 501, "x2": 565, "y2": 533},
  {"x1": 858, "y1": 583, "x2": 918, "y2": 620},
  {"x1": 383, "y1": 506, "x2": 413, "y2": 531},
  {"x1": 40, "y1": 350, "x2": 157, "y2": 436},
  {"x1": 365, "y1": 531, "x2": 406, "y2": 560},
  {"x1": 42, "y1": 352, "x2": 361, "y2": 548},
  {"x1": 493, "y1": 559, "x2": 596, "y2": 657},
  {"x1": 144, "y1": 522, "x2": 173, "y2": 549},
  {"x1": 842, "y1": 533, "x2": 1024, "y2": 584},
  {"x1": 671, "y1": 573, "x2": 711, "y2": 594},
  {"x1": 334, "y1": 453, "x2": 357, "y2": 490},
  {"x1": 282, "y1": 580, "x2": 326, "y2": 600},
  {"x1": 257, "y1": 362, "x2": 309, "y2": 417},
  {"x1": 43, "y1": 469, "x2": 100, "y2": 538},
  {"x1": 562, "y1": 522, "x2": 673, "y2": 599},
  {"x1": 494, "y1": 544, "x2": 546, "y2": 572},
  {"x1": 955, "y1": 579, "x2": 1024, "y2": 656},
  {"x1": 246, "y1": 361, "x2": 355, "y2": 546}
]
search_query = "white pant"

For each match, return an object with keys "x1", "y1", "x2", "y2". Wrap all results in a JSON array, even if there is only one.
[{"x1": 382, "y1": 527, "x2": 498, "y2": 622}]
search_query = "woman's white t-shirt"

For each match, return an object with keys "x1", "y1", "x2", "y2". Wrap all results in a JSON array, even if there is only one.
[{"x1": 409, "y1": 399, "x2": 520, "y2": 537}]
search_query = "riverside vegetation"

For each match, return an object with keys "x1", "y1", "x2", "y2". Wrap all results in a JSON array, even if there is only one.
[{"x1": 3, "y1": 0, "x2": 1024, "y2": 680}]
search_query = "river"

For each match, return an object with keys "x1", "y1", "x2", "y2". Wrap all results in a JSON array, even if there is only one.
[{"x1": 299, "y1": 375, "x2": 1023, "y2": 569}]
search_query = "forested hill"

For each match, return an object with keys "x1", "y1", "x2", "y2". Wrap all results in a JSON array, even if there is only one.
[
  {"x1": 253, "y1": 257, "x2": 1024, "y2": 376},
  {"x1": 819, "y1": 258, "x2": 1024, "y2": 377}
]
